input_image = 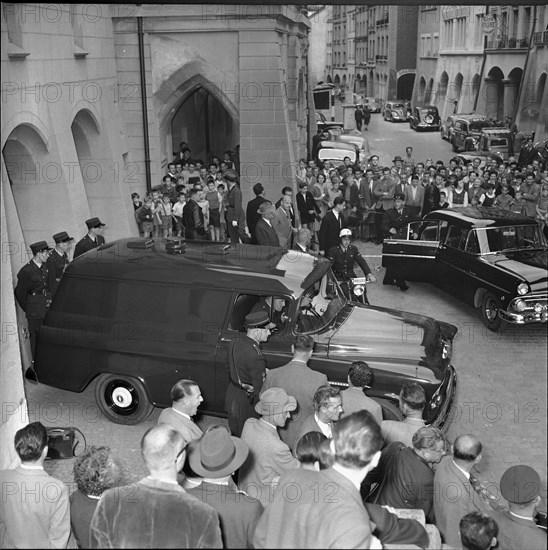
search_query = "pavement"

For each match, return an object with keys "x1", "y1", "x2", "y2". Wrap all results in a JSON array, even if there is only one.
[{"x1": 25, "y1": 238, "x2": 547, "y2": 509}]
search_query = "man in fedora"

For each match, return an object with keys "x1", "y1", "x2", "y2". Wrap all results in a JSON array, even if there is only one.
[
  {"x1": 490, "y1": 465, "x2": 546, "y2": 549},
  {"x1": 393, "y1": 155, "x2": 405, "y2": 178},
  {"x1": 186, "y1": 425, "x2": 263, "y2": 548},
  {"x1": 47, "y1": 231, "x2": 74, "y2": 297},
  {"x1": 225, "y1": 311, "x2": 271, "y2": 437},
  {"x1": 73, "y1": 217, "x2": 106, "y2": 259},
  {"x1": 238, "y1": 388, "x2": 301, "y2": 507},
  {"x1": 15, "y1": 240, "x2": 53, "y2": 359},
  {"x1": 255, "y1": 201, "x2": 280, "y2": 247}
]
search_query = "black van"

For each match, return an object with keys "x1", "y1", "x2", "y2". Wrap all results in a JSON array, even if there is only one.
[{"x1": 34, "y1": 239, "x2": 457, "y2": 426}]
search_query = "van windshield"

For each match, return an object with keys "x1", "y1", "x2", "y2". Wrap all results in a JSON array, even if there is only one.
[{"x1": 297, "y1": 270, "x2": 347, "y2": 333}]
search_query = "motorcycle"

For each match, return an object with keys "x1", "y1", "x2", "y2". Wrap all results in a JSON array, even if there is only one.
[{"x1": 339, "y1": 277, "x2": 370, "y2": 305}]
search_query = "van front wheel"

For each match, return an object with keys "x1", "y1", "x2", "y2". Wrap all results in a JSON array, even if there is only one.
[{"x1": 95, "y1": 374, "x2": 153, "y2": 425}]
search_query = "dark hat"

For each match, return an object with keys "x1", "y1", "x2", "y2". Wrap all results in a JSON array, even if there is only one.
[
  {"x1": 394, "y1": 193, "x2": 405, "y2": 200},
  {"x1": 245, "y1": 311, "x2": 270, "y2": 328},
  {"x1": 53, "y1": 231, "x2": 74, "y2": 244},
  {"x1": 224, "y1": 169, "x2": 239, "y2": 182},
  {"x1": 188, "y1": 425, "x2": 249, "y2": 478},
  {"x1": 393, "y1": 155, "x2": 403, "y2": 163},
  {"x1": 257, "y1": 202, "x2": 275, "y2": 215},
  {"x1": 500, "y1": 465, "x2": 541, "y2": 504},
  {"x1": 255, "y1": 388, "x2": 297, "y2": 418},
  {"x1": 30, "y1": 241, "x2": 53, "y2": 255},
  {"x1": 85, "y1": 217, "x2": 106, "y2": 229}
]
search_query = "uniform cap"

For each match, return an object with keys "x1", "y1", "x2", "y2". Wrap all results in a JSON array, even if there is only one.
[
  {"x1": 255, "y1": 388, "x2": 297, "y2": 417},
  {"x1": 394, "y1": 193, "x2": 405, "y2": 200},
  {"x1": 339, "y1": 228, "x2": 352, "y2": 238},
  {"x1": 30, "y1": 241, "x2": 53, "y2": 255},
  {"x1": 245, "y1": 311, "x2": 270, "y2": 328},
  {"x1": 53, "y1": 231, "x2": 74, "y2": 244},
  {"x1": 500, "y1": 465, "x2": 541, "y2": 504},
  {"x1": 224, "y1": 169, "x2": 239, "y2": 183},
  {"x1": 85, "y1": 217, "x2": 106, "y2": 229}
]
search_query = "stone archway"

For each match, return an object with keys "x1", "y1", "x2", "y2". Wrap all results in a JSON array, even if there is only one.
[
  {"x1": 326, "y1": 75, "x2": 333, "y2": 84},
  {"x1": 417, "y1": 77, "x2": 426, "y2": 106},
  {"x1": 397, "y1": 74, "x2": 415, "y2": 101},
  {"x1": 450, "y1": 73, "x2": 463, "y2": 112},
  {"x1": 2, "y1": 124, "x2": 67, "y2": 245},
  {"x1": 484, "y1": 66, "x2": 504, "y2": 120},
  {"x1": 505, "y1": 67, "x2": 523, "y2": 120},
  {"x1": 368, "y1": 70, "x2": 374, "y2": 97},
  {"x1": 425, "y1": 78, "x2": 434, "y2": 106},
  {"x1": 471, "y1": 73, "x2": 481, "y2": 110}
]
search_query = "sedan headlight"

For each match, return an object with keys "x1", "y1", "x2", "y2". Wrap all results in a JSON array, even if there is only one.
[
  {"x1": 517, "y1": 283, "x2": 529, "y2": 295},
  {"x1": 513, "y1": 299, "x2": 526, "y2": 312},
  {"x1": 392, "y1": 111, "x2": 400, "y2": 117}
]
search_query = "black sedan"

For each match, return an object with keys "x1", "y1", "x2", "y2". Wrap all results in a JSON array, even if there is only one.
[
  {"x1": 382, "y1": 207, "x2": 548, "y2": 331},
  {"x1": 409, "y1": 106, "x2": 441, "y2": 132}
]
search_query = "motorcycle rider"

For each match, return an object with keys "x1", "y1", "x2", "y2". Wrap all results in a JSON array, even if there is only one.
[{"x1": 326, "y1": 228, "x2": 376, "y2": 304}]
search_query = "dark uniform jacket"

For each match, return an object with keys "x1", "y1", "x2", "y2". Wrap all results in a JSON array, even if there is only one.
[
  {"x1": 73, "y1": 234, "x2": 105, "y2": 259},
  {"x1": 182, "y1": 199, "x2": 207, "y2": 239},
  {"x1": 318, "y1": 210, "x2": 346, "y2": 253},
  {"x1": 296, "y1": 191, "x2": 320, "y2": 224},
  {"x1": 490, "y1": 509, "x2": 547, "y2": 550},
  {"x1": 382, "y1": 206, "x2": 417, "y2": 239},
  {"x1": 327, "y1": 244, "x2": 371, "y2": 280},
  {"x1": 255, "y1": 219, "x2": 280, "y2": 247},
  {"x1": 227, "y1": 335, "x2": 267, "y2": 400},
  {"x1": 14, "y1": 260, "x2": 50, "y2": 318},
  {"x1": 421, "y1": 183, "x2": 440, "y2": 217},
  {"x1": 246, "y1": 196, "x2": 268, "y2": 242},
  {"x1": 249, "y1": 298, "x2": 285, "y2": 327},
  {"x1": 226, "y1": 184, "x2": 245, "y2": 225},
  {"x1": 47, "y1": 249, "x2": 69, "y2": 297}
]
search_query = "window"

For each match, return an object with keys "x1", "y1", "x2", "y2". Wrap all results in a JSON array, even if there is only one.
[
  {"x1": 3, "y1": 3, "x2": 23, "y2": 48},
  {"x1": 445, "y1": 225, "x2": 467, "y2": 249}
]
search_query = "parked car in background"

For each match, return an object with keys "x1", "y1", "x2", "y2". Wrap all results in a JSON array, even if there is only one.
[
  {"x1": 363, "y1": 97, "x2": 382, "y2": 113},
  {"x1": 316, "y1": 111, "x2": 344, "y2": 133},
  {"x1": 317, "y1": 140, "x2": 360, "y2": 166},
  {"x1": 383, "y1": 101, "x2": 407, "y2": 122},
  {"x1": 35, "y1": 242, "x2": 457, "y2": 427},
  {"x1": 457, "y1": 128, "x2": 514, "y2": 162},
  {"x1": 327, "y1": 129, "x2": 369, "y2": 164},
  {"x1": 440, "y1": 113, "x2": 475, "y2": 141},
  {"x1": 408, "y1": 106, "x2": 441, "y2": 131},
  {"x1": 382, "y1": 207, "x2": 548, "y2": 331},
  {"x1": 450, "y1": 115, "x2": 492, "y2": 152}
]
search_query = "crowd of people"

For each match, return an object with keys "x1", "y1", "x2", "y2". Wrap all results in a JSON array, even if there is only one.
[{"x1": 2, "y1": 339, "x2": 545, "y2": 548}]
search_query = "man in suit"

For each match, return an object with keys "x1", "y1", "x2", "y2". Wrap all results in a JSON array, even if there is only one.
[
  {"x1": 382, "y1": 193, "x2": 417, "y2": 291},
  {"x1": 490, "y1": 465, "x2": 546, "y2": 550},
  {"x1": 238, "y1": 388, "x2": 301, "y2": 507},
  {"x1": 47, "y1": 231, "x2": 73, "y2": 297},
  {"x1": 274, "y1": 187, "x2": 296, "y2": 228},
  {"x1": 358, "y1": 168, "x2": 378, "y2": 242},
  {"x1": 225, "y1": 170, "x2": 246, "y2": 243},
  {"x1": 0, "y1": 422, "x2": 71, "y2": 547},
  {"x1": 14, "y1": 240, "x2": 53, "y2": 360},
  {"x1": 253, "y1": 410, "x2": 383, "y2": 549},
  {"x1": 183, "y1": 188, "x2": 208, "y2": 239},
  {"x1": 367, "y1": 426, "x2": 446, "y2": 524},
  {"x1": 272, "y1": 194, "x2": 296, "y2": 248},
  {"x1": 340, "y1": 361, "x2": 383, "y2": 425},
  {"x1": 250, "y1": 296, "x2": 288, "y2": 330},
  {"x1": 246, "y1": 183, "x2": 268, "y2": 243},
  {"x1": 158, "y1": 379, "x2": 204, "y2": 446},
  {"x1": 318, "y1": 196, "x2": 346, "y2": 255},
  {"x1": 292, "y1": 227, "x2": 312, "y2": 252},
  {"x1": 261, "y1": 335, "x2": 328, "y2": 449},
  {"x1": 187, "y1": 425, "x2": 263, "y2": 549},
  {"x1": 73, "y1": 217, "x2": 106, "y2": 259},
  {"x1": 295, "y1": 384, "x2": 343, "y2": 448},
  {"x1": 90, "y1": 425, "x2": 222, "y2": 548},
  {"x1": 255, "y1": 202, "x2": 280, "y2": 247},
  {"x1": 422, "y1": 179, "x2": 441, "y2": 217},
  {"x1": 404, "y1": 174, "x2": 425, "y2": 218},
  {"x1": 224, "y1": 311, "x2": 271, "y2": 437},
  {"x1": 296, "y1": 182, "x2": 321, "y2": 230},
  {"x1": 434, "y1": 435, "x2": 492, "y2": 547}
]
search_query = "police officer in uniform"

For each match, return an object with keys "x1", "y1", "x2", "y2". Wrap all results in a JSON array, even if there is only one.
[
  {"x1": 14, "y1": 240, "x2": 53, "y2": 359},
  {"x1": 73, "y1": 217, "x2": 106, "y2": 259},
  {"x1": 47, "y1": 231, "x2": 74, "y2": 297},
  {"x1": 327, "y1": 228, "x2": 376, "y2": 303},
  {"x1": 225, "y1": 311, "x2": 271, "y2": 436}
]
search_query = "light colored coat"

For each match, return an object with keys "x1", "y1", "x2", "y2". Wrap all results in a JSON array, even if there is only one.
[
  {"x1": 238, "y1": 418, "x2": 301, "y2": 507},
  {"x1": 272, "y1": 206, "x2": 293, "y2": 248},
  {"x1": 158, "y1": 407, "x2": 203, "y2": 445}
]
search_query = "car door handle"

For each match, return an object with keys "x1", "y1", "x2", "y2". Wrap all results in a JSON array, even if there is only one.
[{"x1": 220, "y1": 337, "x2": 232, "y2": 343}]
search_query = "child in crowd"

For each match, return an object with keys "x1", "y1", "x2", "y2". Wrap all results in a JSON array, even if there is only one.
[
  {"x1": 205, "y1": 180, "x2": 222, "y2": 241},
  {"x1": 137, "y1": 196, "x2": 154, "y2": 238},
  {"x1": 196, "y1": 189, "x2": 210, "y2": 229},
  {"x1": 217, "y1": 183, "x2": 227, "y2": 241},
  {"x1": 131, "y1": 193, "x2": 143, "y2": 235},
  {"x1": 158, "y1": 195, "x2": 173, "y2": 238},
  {"x1": 536, "y1": 185, "x2": 548, "y2": 232},
  {"x1": 511, "y1": 190, "x2": 525, "y2": 215},
  {"x1": 151, "y1": 190, "x2": 163, "y2": 237},
  {"x1": 438, "y1": 191, "x2": 450, "y2": 209},
  {"x1": 494, "y1": 185, "x2": 514, "y2": 211},
  {"x1": 171, "y1": 193, "x2": 186, "y2": 237},
  {"x1": 481, "y1": 184, "x2": 497, "y2": 207}
]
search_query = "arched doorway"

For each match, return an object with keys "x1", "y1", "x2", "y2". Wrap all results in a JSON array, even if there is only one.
[
  {"x1": 425, "y1": 78, "x2": 434, "y2": 106},
  {"x1": 326, "y1": 75, "x2": 332, "y2": 84},
  {"x1": 397, "y1": 74, "x2": 415, "y2": 101},
  {"x1": 170, "y1": 87, "x2": 237, "y2": 165},
  {"x1": 471, "y1": 73, "x2": 481, "y2": 110},
  {"x1": 368, "y1": 70, "x2": 374, "y2": 97},
  {"x1": 355, "y1": 73, "x2": 361, "y2": 94},
  {"x1": 417, "y1": 77, "x2": 426, "y2": 106},
  {"x1": 3, "y1": 124, "x2": 67, "y2": 245},
  {"x1": 506, "y1": 67, "x2": 523, "y2": 119},
  {"x1": 521, "y1": 72, "x2": 547, "y2": 127},
  {"x1": 484, "y1": 66, "x2": 504, "y2": 120},
  {"x1": 450, "y1": 73, "x2": 463, "y2": 112}
]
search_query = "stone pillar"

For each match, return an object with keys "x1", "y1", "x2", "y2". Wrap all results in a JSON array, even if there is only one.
[
  {"x1": 482, "y1": 77, "x2": 499, "y2": 119},
  {"x1": 502, "y1": 79, "x2": 519, "y2": 120}
]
